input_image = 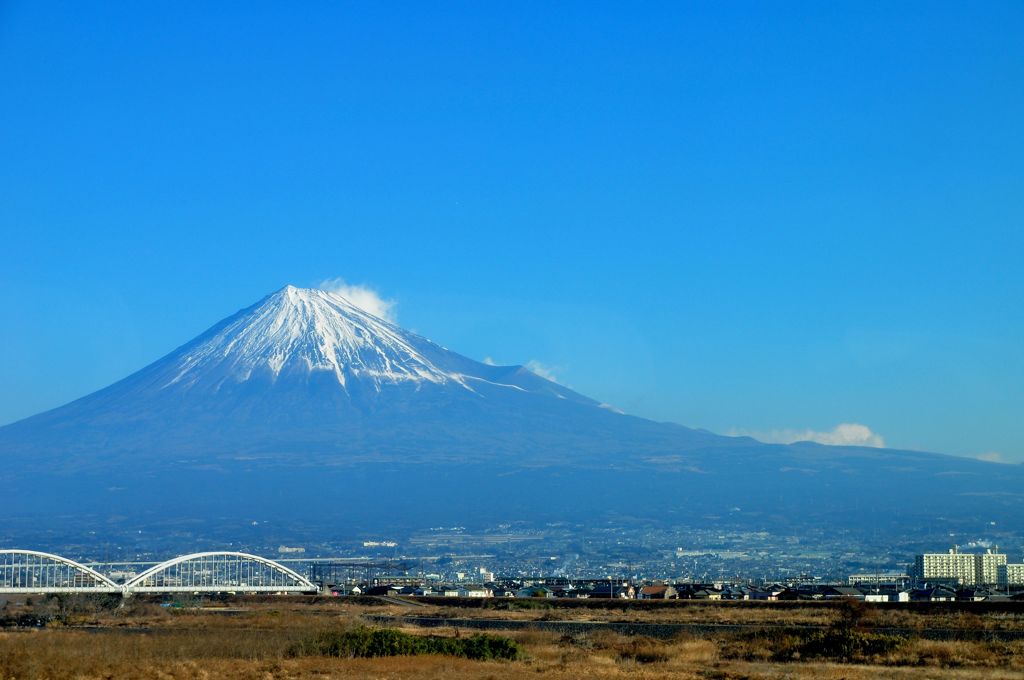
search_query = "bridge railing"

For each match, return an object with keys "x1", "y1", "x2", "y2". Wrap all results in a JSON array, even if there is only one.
[
  {"x1": 0, "y1": 550, "x2": 121, "y2": 594},
  {"x1": 0, "y1": 550, "x2": 319, "y2": 595}
]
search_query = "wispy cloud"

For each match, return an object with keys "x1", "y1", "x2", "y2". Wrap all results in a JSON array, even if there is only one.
[
  {"x1": 731, "y1": 423, "x2": 886, "y2": 448},
  {"x1": 975, "y1": 452, "x2": 1006, "y2": 464},
  {"x1": 525, "y1": 359, "x2": 560, "y2": 384},
  {"x1": 318, "y1": 278, "x2": 397, "y2": 322},
  {"x1": 482, "y1": 356, "x2": 562, "y2": 383}
]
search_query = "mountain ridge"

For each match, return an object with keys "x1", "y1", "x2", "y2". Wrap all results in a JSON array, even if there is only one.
[
  {"x1": 2, "y1": 285, "x2": 1022, "y2": 543},
  {"x1": 0, "y1": 285, "x2": 734, "y2": 471}
]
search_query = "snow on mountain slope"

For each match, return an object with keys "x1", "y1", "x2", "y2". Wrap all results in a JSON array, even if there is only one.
[
  {"x1": 1, "y1": 284, "x2": 665, "y2": 467},
  {"x1": 103, "y1": 284, "x2": 593, "y2": 405},
  {"x1": 166, "y1": 285, "x2": 464, "y2": 391}
]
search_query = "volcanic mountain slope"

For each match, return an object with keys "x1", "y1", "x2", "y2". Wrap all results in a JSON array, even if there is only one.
[
  {"x1": 0, "y1": 285, "x2": 735, "y2": 469},
  {"x1": 1, "y1": 285, "x2": 1022, "y2": 534}
]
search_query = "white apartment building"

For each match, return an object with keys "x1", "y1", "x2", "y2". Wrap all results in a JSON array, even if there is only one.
[
  {"x1": 910, "y1": 546, "x2": 1006, "y2": 585},
  {"x1": 978, "y1": 550, "x2": 1008, "y2": 585},
  {"x1": 998, "y1": 563, "x2": 1024, "y2": 587}
]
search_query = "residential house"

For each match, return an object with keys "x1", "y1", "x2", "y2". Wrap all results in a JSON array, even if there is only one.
[
  {"x1": 638, "y1": 585, "x2": 678, "y2": 600},
  {"x1": 688, "y1": 587, "x2": 723, "y2": 600},
  {"x1": 589, "y1": 583, "x2": 635, "y2": 599},
  {"x1": 822, "y1": 586, "x2": 866, "y2": 601},
  {"x1": 909, "y1": 585, "x2": 957, "y2": 602}
]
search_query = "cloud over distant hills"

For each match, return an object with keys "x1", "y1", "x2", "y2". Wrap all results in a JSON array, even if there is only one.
[{"x1": 732, "y1": 423, "x2": 885, "y2": 448}]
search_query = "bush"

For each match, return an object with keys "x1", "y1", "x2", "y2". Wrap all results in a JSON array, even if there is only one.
[
  {"x1": 288, "y1": 626, "x2": 523, "y2": 661},
  {"x1": 721, "y1": 626, "x2": 906, "y2": 664},
  {"x1": 797, "y1": 628, "x2": 905, "y2": 662}
]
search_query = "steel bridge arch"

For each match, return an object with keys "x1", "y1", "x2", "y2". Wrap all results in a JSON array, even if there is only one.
[
  {"x1": 0, "y1": 549, "x2": 120, "y2": 593},
  {"x1": 124, "y1": 551, "x2": 318, "y2": 593}
]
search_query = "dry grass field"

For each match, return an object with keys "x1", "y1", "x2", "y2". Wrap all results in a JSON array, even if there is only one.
[{"x1": 2, "y1": 596, "x2": 1024, "y2": 679}]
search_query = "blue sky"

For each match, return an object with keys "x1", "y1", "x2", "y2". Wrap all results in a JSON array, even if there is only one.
[{"x1": 1, "y1": 2, "x2": 1022, "y2": 461}]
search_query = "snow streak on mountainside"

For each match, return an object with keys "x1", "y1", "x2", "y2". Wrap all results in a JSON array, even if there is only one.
[
  {"x1": 92, "y1": 284, "x2": 592, "y2": 406},
  {"x1": 166, "y1": 285, "x2": 465, "y2": 391}
]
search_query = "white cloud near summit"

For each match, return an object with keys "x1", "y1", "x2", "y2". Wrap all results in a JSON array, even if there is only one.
[
  {"x1": 484, "y1": 356, "x2": 562, "y2": 383},
  {"x1": 318, "y1": 278, "x2": 397, "y2": 322},
  {"x1": 732, "y1": 423, "x2": 886, "y2": 448},
  {"x1": 525, "y1": 360, "x2": 560, "y2": 383}
]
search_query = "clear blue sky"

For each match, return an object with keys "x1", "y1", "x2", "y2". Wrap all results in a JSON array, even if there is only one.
[{"x1": 1, "y1": 2, "x2": 1022, "y2": 461}]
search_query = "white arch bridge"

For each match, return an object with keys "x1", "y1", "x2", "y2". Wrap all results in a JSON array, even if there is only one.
[{"x1": 0, "y1": 550, "x2": 318, "y2": 595}]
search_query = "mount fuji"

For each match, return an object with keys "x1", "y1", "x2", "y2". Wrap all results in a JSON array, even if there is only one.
[
  {"x1": 2, "y1": 285, "x2": 1022, "y2": 540},
  {"x1": 0, "y1": 285, "x2": 731, "y2": 470}
]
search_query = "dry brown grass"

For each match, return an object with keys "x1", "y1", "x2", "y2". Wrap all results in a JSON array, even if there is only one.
[
  {"x1": 4, "y1": 598, "x2": 1024, "y2": 679},
  {"x1": 5, "y1": 628, "x2": 1024, "y2": 680},
  {"x1": 397, "y1": 598, "x2": 1024, "y2": 633},
  {"x1": 882, "y1": 638, "x2": 1024, "y2": 669},
  {"x1": 428, "y1": 600, "x2": 842, "y2": 626}
]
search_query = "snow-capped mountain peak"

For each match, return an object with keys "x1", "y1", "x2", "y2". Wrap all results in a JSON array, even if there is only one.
[{"x1": 166, "y1": 285, "x2": 458, "y2": 390}]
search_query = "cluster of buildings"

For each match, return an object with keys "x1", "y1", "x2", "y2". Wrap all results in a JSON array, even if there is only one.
[
  {"x1": 315, "y1": 547, "x2": 1024, "y2": 604},
  {"x1": 909, "y1": 546, "x2": 1024, "y2": 587},
  {"x1": 325, "y1": 577, "x2": 1024, "y2": 603},
  {"x1": 328, "y1": 578, "x2": 641, "y2": 599}
]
